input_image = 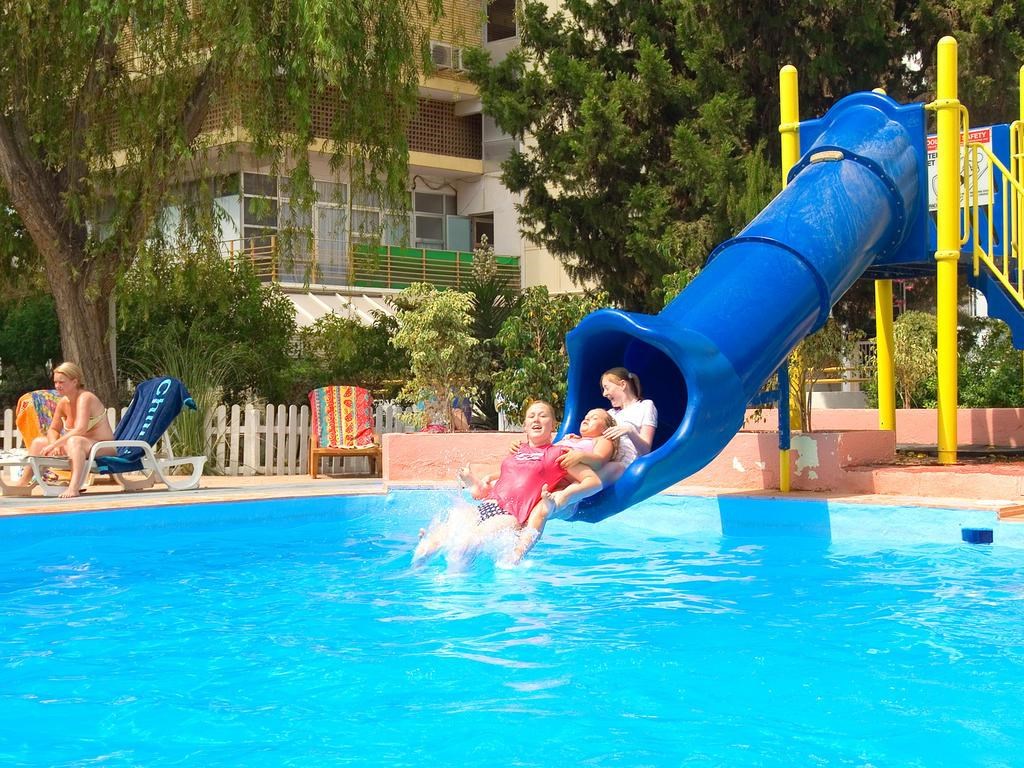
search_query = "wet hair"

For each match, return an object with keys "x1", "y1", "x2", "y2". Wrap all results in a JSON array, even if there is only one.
[
  {"x1": 53, "y1": 362, "x2": 85, "y2": 386},
  {"x1": 587, "y1": 408, "x2": 617, "y2": 432},
  {"x1": 524, "y1": 399, "x2": 557, "y2": 420},
  {"x1": 602, "y1": 366, "x2": 643, "y2": 399},
  {"x1": 586, "y1": 408, "x2": 619, "y2": 452}
]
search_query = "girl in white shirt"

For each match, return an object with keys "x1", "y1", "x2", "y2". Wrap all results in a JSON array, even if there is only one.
[{"x1": 600, "y1": 366, "x2": 658, "y2": 465}]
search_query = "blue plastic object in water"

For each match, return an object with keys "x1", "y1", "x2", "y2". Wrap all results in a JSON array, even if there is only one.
[
  {"x1": 564, "y1": 92, "x2": 928, "y2": 522},
  {"x1": 962, "y1": 527, "x2": 994, "y2": 544}
]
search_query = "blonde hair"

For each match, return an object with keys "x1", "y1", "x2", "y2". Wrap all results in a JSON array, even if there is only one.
[
  {"x1": 585, "y1": 408, "x2": 619, "y2": 452},
  {"x1": 53, "y1": 362, "x2": 85, "y2": 386},
  {"x1": 525, "y1": 399, "x2": 557, "y2": 419},
  {"x1": 587, "y1": 408, "x2": 616, "y2": 432}
]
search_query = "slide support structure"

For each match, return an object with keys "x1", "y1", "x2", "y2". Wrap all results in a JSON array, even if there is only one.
[
  {"x1": 778, "y1": 64, "x2": 800, "y2": 491},
  {"x1": 874, "y1": 279, "x2": 896, "y2": 430},
  {"x1": 934, "y1": 36, "x2": 960, "y2": 464}
]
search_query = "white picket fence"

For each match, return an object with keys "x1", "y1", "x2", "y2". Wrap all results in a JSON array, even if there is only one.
[{"x1": 0, "y1": 401, "x2": 417, "y2": 477}]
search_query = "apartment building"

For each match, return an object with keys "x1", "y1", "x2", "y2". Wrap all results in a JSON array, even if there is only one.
[{"x1": 203, "y1": 0, "x2": 577, "y2": 325}]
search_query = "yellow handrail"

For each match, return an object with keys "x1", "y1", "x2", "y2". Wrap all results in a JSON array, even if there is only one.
[{"x1": 966, "y1": 137, "x2": 1024, "y2": 308}]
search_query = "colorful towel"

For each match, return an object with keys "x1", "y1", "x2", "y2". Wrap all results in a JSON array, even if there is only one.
[
  {"x1": 15, "y1": 389, "x2": 60, "y2": 446},
  {"x1": 308, "y1": 386, "x2": 376, "y2": 448}
]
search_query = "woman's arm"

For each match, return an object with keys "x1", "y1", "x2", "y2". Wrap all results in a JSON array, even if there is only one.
[
  {"x1": 634, "y1": 424, "x2": 655, "y2": 454},
  {"x1": 44, "y1": 400, "x2": 67, "y2": 444},
  {"x1": 47, "y1": 393, "x2": 102, "y2": 451}
]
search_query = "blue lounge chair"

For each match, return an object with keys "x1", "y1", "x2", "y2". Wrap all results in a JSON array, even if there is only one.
[{"x1": 16, "y1": 376, "x2": 207, "y2": 497}]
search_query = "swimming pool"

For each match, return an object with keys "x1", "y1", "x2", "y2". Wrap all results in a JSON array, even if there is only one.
[{"x1": 2, "y1": 490, "x2": 1023, "y2": 767}]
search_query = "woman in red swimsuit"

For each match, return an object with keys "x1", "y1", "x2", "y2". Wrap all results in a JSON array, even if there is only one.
[{"x1": 414, "y1": 401, "x2": 600, "y2": 565}]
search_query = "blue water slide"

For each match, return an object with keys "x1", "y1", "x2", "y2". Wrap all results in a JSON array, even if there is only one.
[{"x1": 562, "y1": 92, "x2": 928, "y2": 523}]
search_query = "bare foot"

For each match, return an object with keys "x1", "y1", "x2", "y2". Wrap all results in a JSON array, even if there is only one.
[
  {"x1": 58, "y1": 489, "x2": 81, "y2": 499},
  {"x1": 539, "y1": 484, "x2": 559, "y2": 512}
]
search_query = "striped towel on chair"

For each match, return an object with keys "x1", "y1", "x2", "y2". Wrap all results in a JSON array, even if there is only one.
[
  {"x1": 15, "y1": 389, "x2": 61, "y2": 446},
  {"x1": 309, "y1": 386, "x2": 377, "y2": 449}
]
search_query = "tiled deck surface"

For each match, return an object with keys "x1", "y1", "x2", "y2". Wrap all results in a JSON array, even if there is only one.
[
  {"x1": 2, "y1": 463, "x2": 1023, "y2": 519},
  {"x1": 0, "y1": 474, "x2": 390, "y2": 517}
]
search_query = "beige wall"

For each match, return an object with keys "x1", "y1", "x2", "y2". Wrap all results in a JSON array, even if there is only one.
[{"x1": 521, "y1": 239, "x2": 580, "y2": 293}]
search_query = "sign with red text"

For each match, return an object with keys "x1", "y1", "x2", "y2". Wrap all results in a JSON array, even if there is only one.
[{"x1": 927, "y1": 127, "x2": 992, "y2": 211}]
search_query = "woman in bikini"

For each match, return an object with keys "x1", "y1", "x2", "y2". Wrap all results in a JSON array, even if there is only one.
[{"x1": 21, "y1": 362, "x2": 116, "y2": 498}]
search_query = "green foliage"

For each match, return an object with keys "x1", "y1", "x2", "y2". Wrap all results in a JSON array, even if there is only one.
[
  {"x1": 0, "y1": 293, "x2": 61, "y2": 406},
  {"x1": 0, "y1": 0, "x2": 440, "y2": 400},
  {"x1": 791, "y1": 318, "x2": 863, "y2": 431},
  {"x1": 468, "y1": 0, "x2": 1023, "y2": 313},
  {"x1": 462, "y1": 238, "x2": 522, "y2": 428},
  {"x1": 494, "y1": 287, "x2": 606, "y2": 423},
  {"x1": 291, "y1": 312, "x2": 408, "y2": 403},
  {"x1": 0, "y1": 187, "x2": 44, "y2": 299},
  {"x1": 117, "y1": 247, "x2": 297, "y2": 404},
  {"x1": 959, "y1": 317, "x2": 1024, "y2": 408},
  {"x1": 126, "y1": 325, "x2": 248, "y2": 474},
  {"x1": 660, "y1": 266, "x2": 700, "y2": 307},
  {"x1": 466, "y1": 1, "x2": 777, "y2": 311},
  {"x1": 893, "y1": 310, "x2": 938, "y2": 408},
  {"x1": 391, "y1": 284, "x2": 479, "y2": 430}
]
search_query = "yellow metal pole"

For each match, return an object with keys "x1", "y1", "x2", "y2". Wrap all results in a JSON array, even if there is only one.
[
  {"x1": 778, "y1": 64, "x2": 800, "y2": 492},
  {"x1": 874, "y1": 280, "x2": 896, "y2": 429},
  {"x1": 935, "y1": 37, "x2": 959, "y2": 464},
  {"x1": 869, "y1": 87, "x2": 897, "y2": 432}
]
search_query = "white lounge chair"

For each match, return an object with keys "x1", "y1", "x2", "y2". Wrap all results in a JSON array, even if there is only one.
[{"x1": 0, "y1": 376, "x2": 207, "y2": 498}]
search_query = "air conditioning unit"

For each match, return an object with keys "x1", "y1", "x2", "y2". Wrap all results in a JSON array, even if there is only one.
[
  {"x1": 430, "y1": 40, "x2": 453, "y2": 70},
  {"x1": 451, "y1": 47, "x2": 465, "y2": 73}
]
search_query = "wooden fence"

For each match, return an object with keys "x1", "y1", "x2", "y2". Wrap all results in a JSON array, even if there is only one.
[{"x1": 1, "y1": 401, "x2": 417, "y2": 477}]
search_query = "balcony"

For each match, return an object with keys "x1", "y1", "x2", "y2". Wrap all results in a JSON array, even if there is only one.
[{"x1": 223, "y1": 236, "x2": 521, "y2": 292}]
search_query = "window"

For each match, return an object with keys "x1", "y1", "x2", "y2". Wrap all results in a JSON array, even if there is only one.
[
  {"x1": 413, "y1": 192, "x2": 458, "y2": 249},
  {"x1": 242, "y1": 173, "x2": 279, "y2": 243},
  {"x1": 486, "y1": 0, "x2": 517, "y2": 42}
]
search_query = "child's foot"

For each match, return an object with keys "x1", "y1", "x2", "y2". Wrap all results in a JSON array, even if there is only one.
[
  {"x1": 541, "y1": 484, "x2": 566, "y2": 510},
  {"x1": 58, "y1": 488, "x2": 81, "y2": 499},
  {"x1": 539, "y1": 484, "x2": 558, "y2": 512}
]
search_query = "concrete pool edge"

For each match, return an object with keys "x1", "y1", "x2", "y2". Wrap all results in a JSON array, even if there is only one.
[{"x1": 1, "y1": 474, "x2": 1020, "y2": 523}]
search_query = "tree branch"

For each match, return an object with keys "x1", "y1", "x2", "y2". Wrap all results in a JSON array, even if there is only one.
[
  {"x1": 120, "y1": 51, "x2": 229, "y2": 253},
  {"x1": 0, "y1": 113, "x2": 78, "y2": 269},
  {"x1": 62, "y1": 14, "x2": 126, "y2": 199}
]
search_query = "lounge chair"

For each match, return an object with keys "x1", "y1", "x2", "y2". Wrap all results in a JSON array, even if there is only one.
[
  {"x1": 0, "y1": 389, "x2": 62, "y2": 493},
  {"x1": 308, "y1": 385, "x2": 382, "y2": 478},
  {"x1": 1, "y1": 376, "x2": 208, "y2": 497}
]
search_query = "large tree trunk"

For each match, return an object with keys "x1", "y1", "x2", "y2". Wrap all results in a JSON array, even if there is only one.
[
  {"x1": 47, "y1": 260, "x2": 119, "y2": 406},
  {"x1": 0, "y1": 116, "x2": 120, "y2": 405}
]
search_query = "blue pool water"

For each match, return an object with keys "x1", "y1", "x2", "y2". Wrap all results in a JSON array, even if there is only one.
[{"x1": 2, "y1": 490, "x2": 1024, "y2": 767}]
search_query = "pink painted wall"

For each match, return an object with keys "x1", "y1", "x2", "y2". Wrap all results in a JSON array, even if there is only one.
[
  {"x1": 382, "y1": 432, "x2": 512, "y2": 485},
  {"x1": 744, "y1": 408, "x2": 1024, "y2": 447},
  {"x1": 381, "y1": 429, "x2": 1022, "y2": 500},
  {"x1": 382, "y1": 429, "x2": 896, "y2": 493},
  {"x1": 676, "y1": 429, "x2": 896, "y2": 493}
]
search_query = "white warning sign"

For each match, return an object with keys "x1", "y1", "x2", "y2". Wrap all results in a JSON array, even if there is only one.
[{"x1": 927, "y1": 127, "x2": 993, "y2": 212}]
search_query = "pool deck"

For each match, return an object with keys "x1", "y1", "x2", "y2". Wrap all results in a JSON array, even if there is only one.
[{"x1": 2, "y1": 465, "x2": 1023, "y2": 520}]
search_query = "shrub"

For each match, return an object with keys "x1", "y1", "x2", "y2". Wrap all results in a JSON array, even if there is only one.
[
  {"x1": 494, "y1": 287, "x2": 606, "y2": 423},
  {"x1": 0, "y1": 293, "x2": 61, "y2": 407},
  {"x1": 391, "y1": 284, "x2": 479, "y2": 430},
  {"x1": 118, "y1": 247, "x2": 296, "y2": 403},
  {"x1": 290, "y1": 312, "x2": 408, "y2": 403}
]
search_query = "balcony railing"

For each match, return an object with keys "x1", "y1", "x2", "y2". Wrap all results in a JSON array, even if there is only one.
[{"x1": 222, "y1": 237, "x2": 521, "y2": 292}]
